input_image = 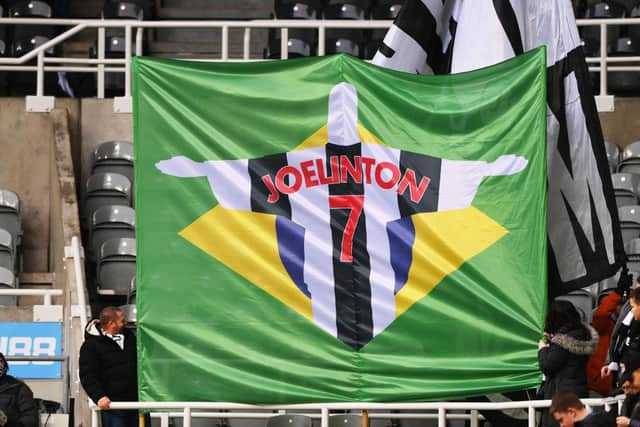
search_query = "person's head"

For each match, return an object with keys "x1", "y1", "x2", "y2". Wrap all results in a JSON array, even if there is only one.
[
  {"x1": 550, "y1": 391, "x2": 587, "y2": 427},
  {"x1": 630, "y1": 288, "x2": 640, "y2": 321},
  {"x1": 99, "y1": 306, "x2": 126, "y2": 334},
  {"x1": 0, "y1": 352, "x2": 7, "y2": 378},
  {"x1": 545, "y1": 300, "x2": 582, "y2": 334}
]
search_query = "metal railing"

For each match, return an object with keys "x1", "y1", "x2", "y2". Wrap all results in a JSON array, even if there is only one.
[
  {"x1": 0, "y1": 17, "x2": 638, "y2": 112},
  {"x1": 90, "y1": 397, "x2": 626, "y2": 427},
  {"x1": 0, "y1": 288, "x2": 62, "y2": 305}
]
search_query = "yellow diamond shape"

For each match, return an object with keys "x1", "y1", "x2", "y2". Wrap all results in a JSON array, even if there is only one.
[{"x1": 179, "y1": 125, "x2": 507, "y2": 323}]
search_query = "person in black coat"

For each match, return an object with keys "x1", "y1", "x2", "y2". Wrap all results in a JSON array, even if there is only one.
[
  {"x1": 79, "y1": 306, "x2": 139, "y2": 427},
  {"x1": 616, "y1": 369, "x2": 640, "y2": 427},
  {"x1": 0, "y1": 352, "x2": 38, "y2": 427},
  {"x1": 538, "y1": 300, "x2": 599, "y2": 426}
]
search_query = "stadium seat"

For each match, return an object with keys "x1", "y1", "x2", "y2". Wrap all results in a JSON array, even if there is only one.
[
  {"x1": 329, "y1": 414, "x2": 362, "y2": 427},
  {"x1": 92, "y1": 141, "x2": 135, "y2": 185},
  {"x1": 619, "y1": 141, "x2": 640, "y2": 174},
  {"x1": 266, "y1": 415, "x2": 312, "y2": 427},
  {"x1": 7, "y1": 24, "x2": 59, "y2": 96},
  {"x1": 581, "y1": 2, "x2": 625, "y2": 56},
  {"x1": 266, "y1": 29, "x2": 317, "y2": 58},
  {"x1": 0, "y1": 229, "x2": 14, "y2": 273},
  {"x1": 6, "y1": 0, "x2": 53, "y2": 18},
  {"x1": 326, "y1": 30, "x2": 365, "y2": 57},
  {"x1": 606, "y1": 141, "x2": 620, "y2": 172},
  {"x1": 626, "y1": 238, "x2": 640, "y2": 271},
  {"x1": 102, "y1": 0, "x2": 153, "y2": 20},
  {"x1": 84, "y1": 173, "x2": 132, "y2": 228},
  {"x1": 629, "y1": 5, "x2": 640, "y2": 44},
  {"x1": 612, "y1": 172, "x2": 640, "y2": 208},
  {"x1": 323, "y1": 0, "x2": 372, "y2": 19},
  {"x1": 97, "y1": 237, "x2": 136, "y2": 295},
  {"x1": 102, "y1": 1, "x2": 143, "y2": 19},
  {"x1": 371, "y1": 0, "x2": 402, "y2": 19},
  {"x1": 364, "y1": 29, "x2": 387, "y2": 59},
  {"x1": 555, "y1": 289, "x2": 594, "y2": 323},
  {"x1": 0, "y1": 266, "x2": 17, "y2": 306},
  {"x1": 618, "y1": 205, "x2": 640, "y2": 244},
  {"x1": 274, "y1": 0, "x2": 322, "y2": 19},
  {"x1": 0, "y1": 190, "x2": 22, "y2": 246},
  {"x1": 607, "y1": 37, "x2": 640, "y2": 95},
  {"x1": 89, "y1": 205, "x2": 135, "y2": 261}
]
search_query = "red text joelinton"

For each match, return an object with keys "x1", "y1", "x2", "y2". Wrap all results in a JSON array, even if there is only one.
[{"x1": 261, "y1": 155, "x2": 431, "y2": 204}]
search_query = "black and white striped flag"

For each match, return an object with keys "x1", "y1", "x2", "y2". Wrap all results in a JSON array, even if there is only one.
[{"x1": 373, "y1": 0, "x2": 626, "y2": 297}]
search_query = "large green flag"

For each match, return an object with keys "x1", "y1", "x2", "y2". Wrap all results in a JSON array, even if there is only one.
[{"x1": 133, "y1": 47, "x2": 547, "y2": 403}]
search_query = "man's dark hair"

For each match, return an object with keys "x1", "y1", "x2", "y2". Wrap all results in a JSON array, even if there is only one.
[
  {"x1": 550, "y1": 391, "x2": 585, "y2": 414},
  {"x1": 630, "y1": 287, "x2": 640, "y2": 304},
  {"x1": 99, "y1": 306, "x2": 123, "y2": 329},
  {"x1": 0, "y1": 352, "x2": 6, "y2": 370}
]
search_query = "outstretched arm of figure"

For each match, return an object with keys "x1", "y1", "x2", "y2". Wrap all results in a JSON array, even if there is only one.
[
  {"x1": 156, "y1": 155, "x2": 253, "y2": 211},
  {"x1": 437, "y1": 154, "x2": 528, "y2": 211}
]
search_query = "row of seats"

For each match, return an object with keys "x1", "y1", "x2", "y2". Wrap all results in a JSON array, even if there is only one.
[
  {"x1": 0, "y1": 189, "x2": 22, "y2": 306},
  {"x1": 84, "y1": 141, "x2": 136, "y2": 296}
]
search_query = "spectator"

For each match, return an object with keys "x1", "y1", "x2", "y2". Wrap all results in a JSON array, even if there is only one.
[
  {"x1": 538, "y1": 300, "x2": 599, "y2": 426},
  {"x1": 588, "y1": 268, "x2": 633, "y2": 395},
  {"x1": 603, "y1": 287, "x2": 640, "y2": 386},
  {"x1": 79, "y1": 306, "x2": 140, "y2": 427},
  {"x1": 550, "y1": 391, "x2": 615, "y2": 426},
  {"x1": 0, "y1": 352, "x2": 39, "y2": 427},
  {"x1": 616, "y1": 369, "x2": 640, "y2": 427}
]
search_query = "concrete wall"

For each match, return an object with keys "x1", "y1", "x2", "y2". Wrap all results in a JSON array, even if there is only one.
[
  {"x1": 600, "y1": 98, "x2": 640, "y2": 148},
  {"x1": 0, "y1": 98, "x2": 80, "y2": 273}
]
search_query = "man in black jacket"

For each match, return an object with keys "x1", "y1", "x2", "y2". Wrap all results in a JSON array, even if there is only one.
[
  {"x1": 0, "y1": 352, "x2": 38, "y2": 427},
  {"x1": 79, "y1": 306, "x2": 139, "y2": 427}
]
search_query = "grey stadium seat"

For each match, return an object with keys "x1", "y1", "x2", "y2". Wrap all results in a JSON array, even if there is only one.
[
  {"x1": 85, "y1": 173, "x2": 132, "y2": 227},
  {"x1": 604, "y1": 141, "x2": 620, "y2": 172},
  {"x1": 619, "y1": 141, "x2": 640, "y2": 174},
  {"x1": 97, "y1": 237, "x2": 136, "y2": 295},
  {"x1": 619, "y1": 205, "x2": 640, "y2": 245},
  {"x1": 329, "y1": 414, "x2": 362, "y2": 427},
  {"x1": 0, "y1": 189, "x2": 22, "y2": 245},
  {"x1": 267, "y1": 415, "x2": 312, "y2": 427},
  {"x1": 0, "y1": 266, "x2": 16, "y2": 306},
  {"x1": 555, "y1": 289, "x2": 594, "y2": 323},
  {"x1": 626, "y1": 238, "x2": 640, "y2": 272},
  {"x1": 89, "y1": 204, "x2": 135, "y2": 260},
  {"x1": 613, "y1": 172, "x2": 640, "y2": 208},
  {"x1": 92, "y1": 141, "x2": 134, "y2": 185},
  {"x1": 0, "y1": 228, "x2": 15, "y2": 272}
]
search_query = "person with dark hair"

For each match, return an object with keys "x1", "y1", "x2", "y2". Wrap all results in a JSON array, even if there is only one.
[
  {"x1": 616, "y1": 368, "x2": 640, "y2": 427},
  {"x1": 550, "y1": 391, "x2": 615, "y2": 426},
  {"x1": 0, "y1": 352, "x2": 38, "y2": 427},
  {"x1": 603, "y1": 287, "x2": 640, "y2": 387},
  {"x1": 79, "y1": 306, "x2": 141, "y2": 427},
  {"x1": 538, "y1": 300, "x2": 599, "y2": 426}
]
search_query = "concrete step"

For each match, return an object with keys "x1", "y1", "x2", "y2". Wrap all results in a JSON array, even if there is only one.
[{"x1": 158, "y1": 0, "x2": 273, "y2": 19}]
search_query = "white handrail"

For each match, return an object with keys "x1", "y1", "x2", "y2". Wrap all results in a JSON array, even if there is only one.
[
  {"x1": 0, "y1": 17, "x2": 638, "y2": 110},
  {"x1": 0, "y1": 288, "x2": 62, "y2": 305},
  {"x1": 88, "y1": 397, "x2": 625, "y2": 427},
  {"x1": 68, "y1": 236, "x2": 88, "y2": 329}
]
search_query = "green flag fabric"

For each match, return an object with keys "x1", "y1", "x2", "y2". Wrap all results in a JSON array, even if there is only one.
[{"x1": 132, "y1": 47, "x2": 547, "y2": 403}]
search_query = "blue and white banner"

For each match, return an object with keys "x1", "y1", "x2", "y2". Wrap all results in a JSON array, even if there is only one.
[{"x1": 0, "y1": 322, "x2": 62, "y2": 379}]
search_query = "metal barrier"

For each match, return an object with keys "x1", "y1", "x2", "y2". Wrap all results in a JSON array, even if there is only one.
[
  {"x1": 0, "y1": 288, "x2": 62, "y2": 305},
  {"x1": 90, "y1": 397, "x2": 626, "y2": 427},
  {"x1": 0, "y1": 17, "x2": 638, "y2": 112}
]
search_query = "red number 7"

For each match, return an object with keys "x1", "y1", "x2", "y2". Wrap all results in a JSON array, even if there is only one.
[{"x1": 329, "y1": 195, "x2": 364, "y2": 263}]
